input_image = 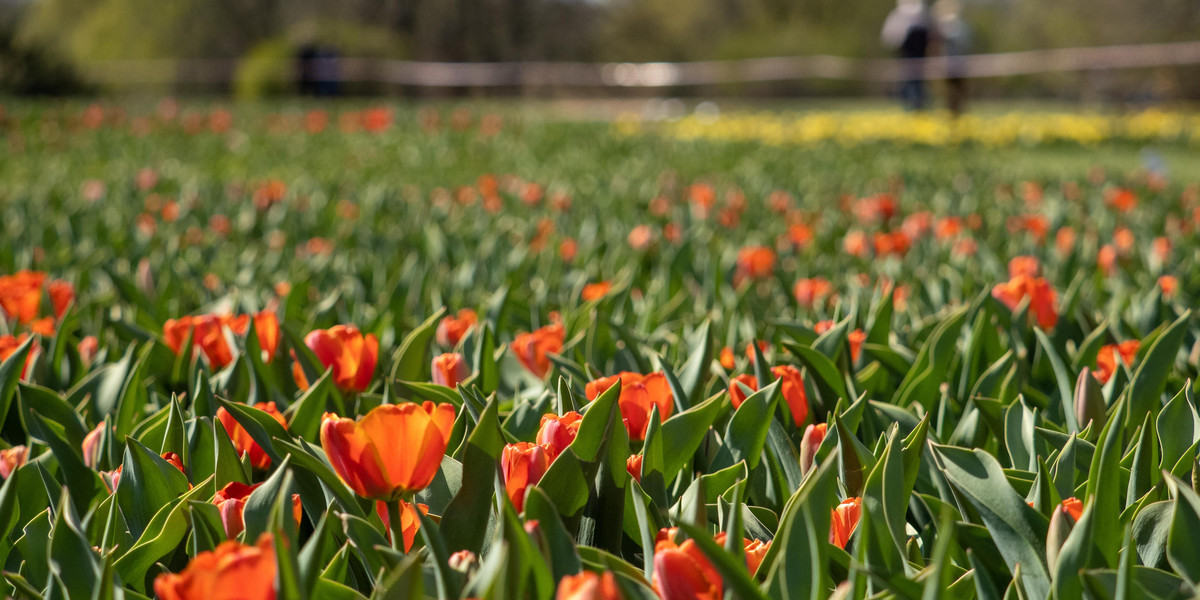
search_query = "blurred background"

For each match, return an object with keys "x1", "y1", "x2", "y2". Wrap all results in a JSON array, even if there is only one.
[{"x1": 0, "y1": 0, "x2": 1198, "y2": 103}]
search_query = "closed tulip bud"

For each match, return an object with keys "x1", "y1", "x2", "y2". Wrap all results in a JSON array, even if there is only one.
[
  {"x1": 800, "y1": 423, "x2": 827, "y2": 476},
  {"x1": 436, "y1": 309, "x2": 477, "y2": 347},
  {"x1": 1046, "y1": 498, "x2": 1082, "y2": 571},
  {"x1": 82, "y1": 423, "x2": 104, "y2": 469},
  {"x1": 321, "y1": 402, "x2": 456, "y2": 500},
  {"x1": 830, "y1": 497, "x2": 862, "y2": 549},
  {"x1": 431, "y1": 353, "x2": 470, "y2": 389},
  {"x1": 728, "y1": 374, "x2": 758, "y2": 408},
  {"x1": 626, "y1": 454, "x2": 643, "y2": 483},
  {"x1": 154, "y1": 535, "x2": 276, "y2": 600},
  {"x1": 556, "y1": 571, "x2": 623, "y2": 600},
  {"x1": 1074, "y1": 368, "x2": 1106, "y2": 431}
]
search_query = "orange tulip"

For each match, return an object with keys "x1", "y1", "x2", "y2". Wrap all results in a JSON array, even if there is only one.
[
  {"x1": 582, "y1": 282, "x2": 613, "y2": 302},
  {"x1": 556, "y1": 571, "x2": 623, "y2": 600},
  {"x1": 163, "y1": 314, "x2": 250, "y2": 370},
  {"x1": 1159, "y1": 275, "x2": 1179, "y2": 298},
  {"x1": 217, "y1": 403, "x2": 287, "y2": 470},
  {"x1": 0, "y1": 445, "x2": 29, "y2": 479},
  {"x1": 848, "y1": 329, "x2": 866, "y2": 363},
  {"x1": 436, "y1": 309, "x2": 477, "y2": 347},
  {"x1": 0, "y1": 271, "x2": 45, "y2": 323},
  {"x1": 536, "y1": 411, "x2": 583, "y2": 456},
  {"x1": 718, "y1": 347, "x2": 735, "y2": 370},
  {"x1": 626, "y1": 454, "x2": 643, "y2": 483},
  {"x1": 585, "y1": 372, "x2": 674, "y2": 441},
  {"x1": 1093, "y1": 340, "x2": 1138, "y2": 384},
  {"x1": 1059, "y1": 497, "x2": 1084, "y2": 522},
  {"x1": 653, "y1": 534, "x2": 722, "y2": 600},
  {"x1": 102, "y1": 450, "x2": 184, "y2": 492},
  {"x1": 736, "y1": 246, "x2": 777, "y2": 281},
  {"x1": 375, "y1": 499, "x2": 429, "y2": 552},
  {"x1": 729, "y1": 366, "x2": 808, "y2": 427},
  {"x1": 47, "y1": 280, "x2": 74, "y2": 318},
  {"x1": 744, "y1": 538, "x2": 771, "y2": 575},
  {"x1": 320, "y1": 402, "x2": 456, "y2": 500},
  {"x1": 28, "y1": 317, "x2": 55, "y2": 336},
  {"x1": 728, "y1": 374, "x2": 758, "y2": 408},
  {"x1": 1008, "y1": 256, "x2": 1041, "y2": 278},
  {"x1": 153, "y1": 534, "x2": 276, "y2": 600},
  {"x1": 213, "y1": 481, "x2": 302, "y2": 539},
  {"x1": 253, "y1": 311, "x2": 279, "y2": 362},
  {"x1": 830, "y1": 497, "x2": 863, "y2": 549},
  {"x1": 512, "y1": 322, "x2": 565, "y2": 378},
  {"x1": 431, "y1": 352, "x2": 470, "y2": 389},
  {"x1": 501, "y1": 442, "x2": 555, "y2": 512},
  {"x1": 992, "y1": 275, "x2": 1058, "y2": 330},
  {"x1": 305, "y1": 325, "x2": 379, "y2": 392},
  {"x1": 793, "y1": 277, "x2": 833, "y2": 308},
  {"x1": 0, "y1": 334, "x2": 38, "y2": 380},
  {"x1": 800, "y1": 423, "x2": 827, "y2": 475}
]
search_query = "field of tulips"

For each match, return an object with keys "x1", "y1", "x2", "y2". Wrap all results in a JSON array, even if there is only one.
[{"x1": 3, "y1": 99, "x2": 1200, "y2": 599}]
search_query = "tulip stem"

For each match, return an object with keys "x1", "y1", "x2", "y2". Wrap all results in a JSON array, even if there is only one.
[{"x1": 387, "y1": 499, "x2": 404, "y2": 553}]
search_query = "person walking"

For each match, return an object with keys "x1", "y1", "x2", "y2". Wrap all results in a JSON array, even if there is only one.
[
  {"x1": 935, "y1": 0, "x2": 971, "y2": 115},
  {"x1": 881, "y1": 0, "x2": 934, "y2": 111}
]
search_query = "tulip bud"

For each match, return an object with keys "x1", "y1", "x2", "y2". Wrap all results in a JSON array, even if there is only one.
[
  {"x1": 626, "y1": 454, "x2": 643, "y2": 483},
  {"x1": 501, "y1": 442, "x2": 555, "y2": 512},
  {"x1": 800, "y1": 423, "x2": 827, "y2": 476},
  {"x1": 82, "y1": 424, "x2": 104, "y2": 469},
  {"x1": 449, "y1": 549, "x2": 477, "y2": 573},
  {"x1": 431, "y1": 353, "x2": 470, "y2": 389},
  {"x1": 1046, "y1": 501, "x2": 1078, "y2": 571},
  {"x1": 1074, "y1": 368, "x2": 1106, "y2": 431},
  {"x1": 0, "y1": 445, "x2": 29, "y2": 479}
]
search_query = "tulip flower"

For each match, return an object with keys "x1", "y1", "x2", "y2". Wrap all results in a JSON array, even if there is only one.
[
  {"x1": 47, "y1": 280, "x2": 74, "y2": 319},
  {"x1": 0, "y1": 271, "x2": 45, "y2": 323},
  {"x1": 652, "y1": 531, "x2": 722, "y2": 600},
  {"x1": 582, "y1": 282, "x2": 613, "y2": 302},
  {"x1": 800, "y1": 423, "x2": 827, "y2": 475},
  {"x1": 217, "y1": 403, "x2": 287, "y2": 470},
  {"x1": 449, "y1": 550, "x2": 478, "y2": 573},
  {"x1": 104, "y1": 451, "x2": 185, "y2": 492},
  {"x1": 375, "y1": 499, "x2": 429, "y2": 552},
  {"x1": 1159, "y1": 275, "x2": 1179, "y2": 298},
  {"x1": 1093, "y1": 340, "x2": 1138, "y2": 384},
  {"x1": 320, "y1": 402, "x2": 456, "y2": 501},
  {"x1": 728, "y1": 374, "x2": 757, "y2": 407},
  {"x1": 253, "y1": 311, "x2": 280, "y2": 362},
  {"x1": 1047, "y1": 498, "x2": 1084, "y2": 570},
  {"x1": 305, "y1": 325, "x2": 379, "y2": 392},
  {"x1": 436, "y1": 309, "x2": 477, "y2": 347},
  {"x1": 163, "y1": 314, "x2": 250, "y2": 370},
  {"x1": 726, "y1": 366, "x2": 808, "y2": 428},
  {"x1": 992, "y1": 275, "x2": 1058, "y2": 330},
  {"x1": 794, "y1": 277, "x2": 833, "y2": 308},
  {"x1": 847, "y1": 329, "x2": 866, "y2": 363},
  {"x1": 557, "y1": 571, "x2": 623, "y2": 600},
  {"x1": 501, "y1": 442, "x2": 555, "y2": 512},
  {"x1": 0, "y1": 445, "x2": 29, "y2": 479},
  {"x1": 431, "y1": 352, "x2": 470, "y2": 389},
  {"x1": 536, "y1": 411, "x2": 583, "y2": 456},
  {"x1": 744, "y1": 538, "x2": 771, "y2": 574},
  {"x1": 78, "y1": 335, "x2": 99, "y2": 368},
  {"x1": 830, "y1": 497, "x2": 863, "y2": 549},
  {"x1": 513, "y1": 322, "x2": 565, "y2": 378},
  {"x1": 213, "y1": 481, "x2": 302, "y2": 539},
  {"x1": 0, "y1": 334, "x2": 38, "y2": 380},
  {"x1": 626, "y1": 454, "x2": 643, "y2": 483},
  {"x1": 153, "y1": 534, "x2": 276, "y2": 600},
  {"x1": 736, "y1": 246, "x2": 776, "y2": 281},
  {"x1": 82, "y1": 423, "x2": 104, "y2": 468},
  {"x1": 585, "y1": 372, "x2": 674, "y2": 441}
]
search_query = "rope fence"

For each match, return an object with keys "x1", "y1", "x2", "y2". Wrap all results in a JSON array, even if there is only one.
[{"x1": 79, "y1": 40, "x2": 1200, "y2": 88}]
